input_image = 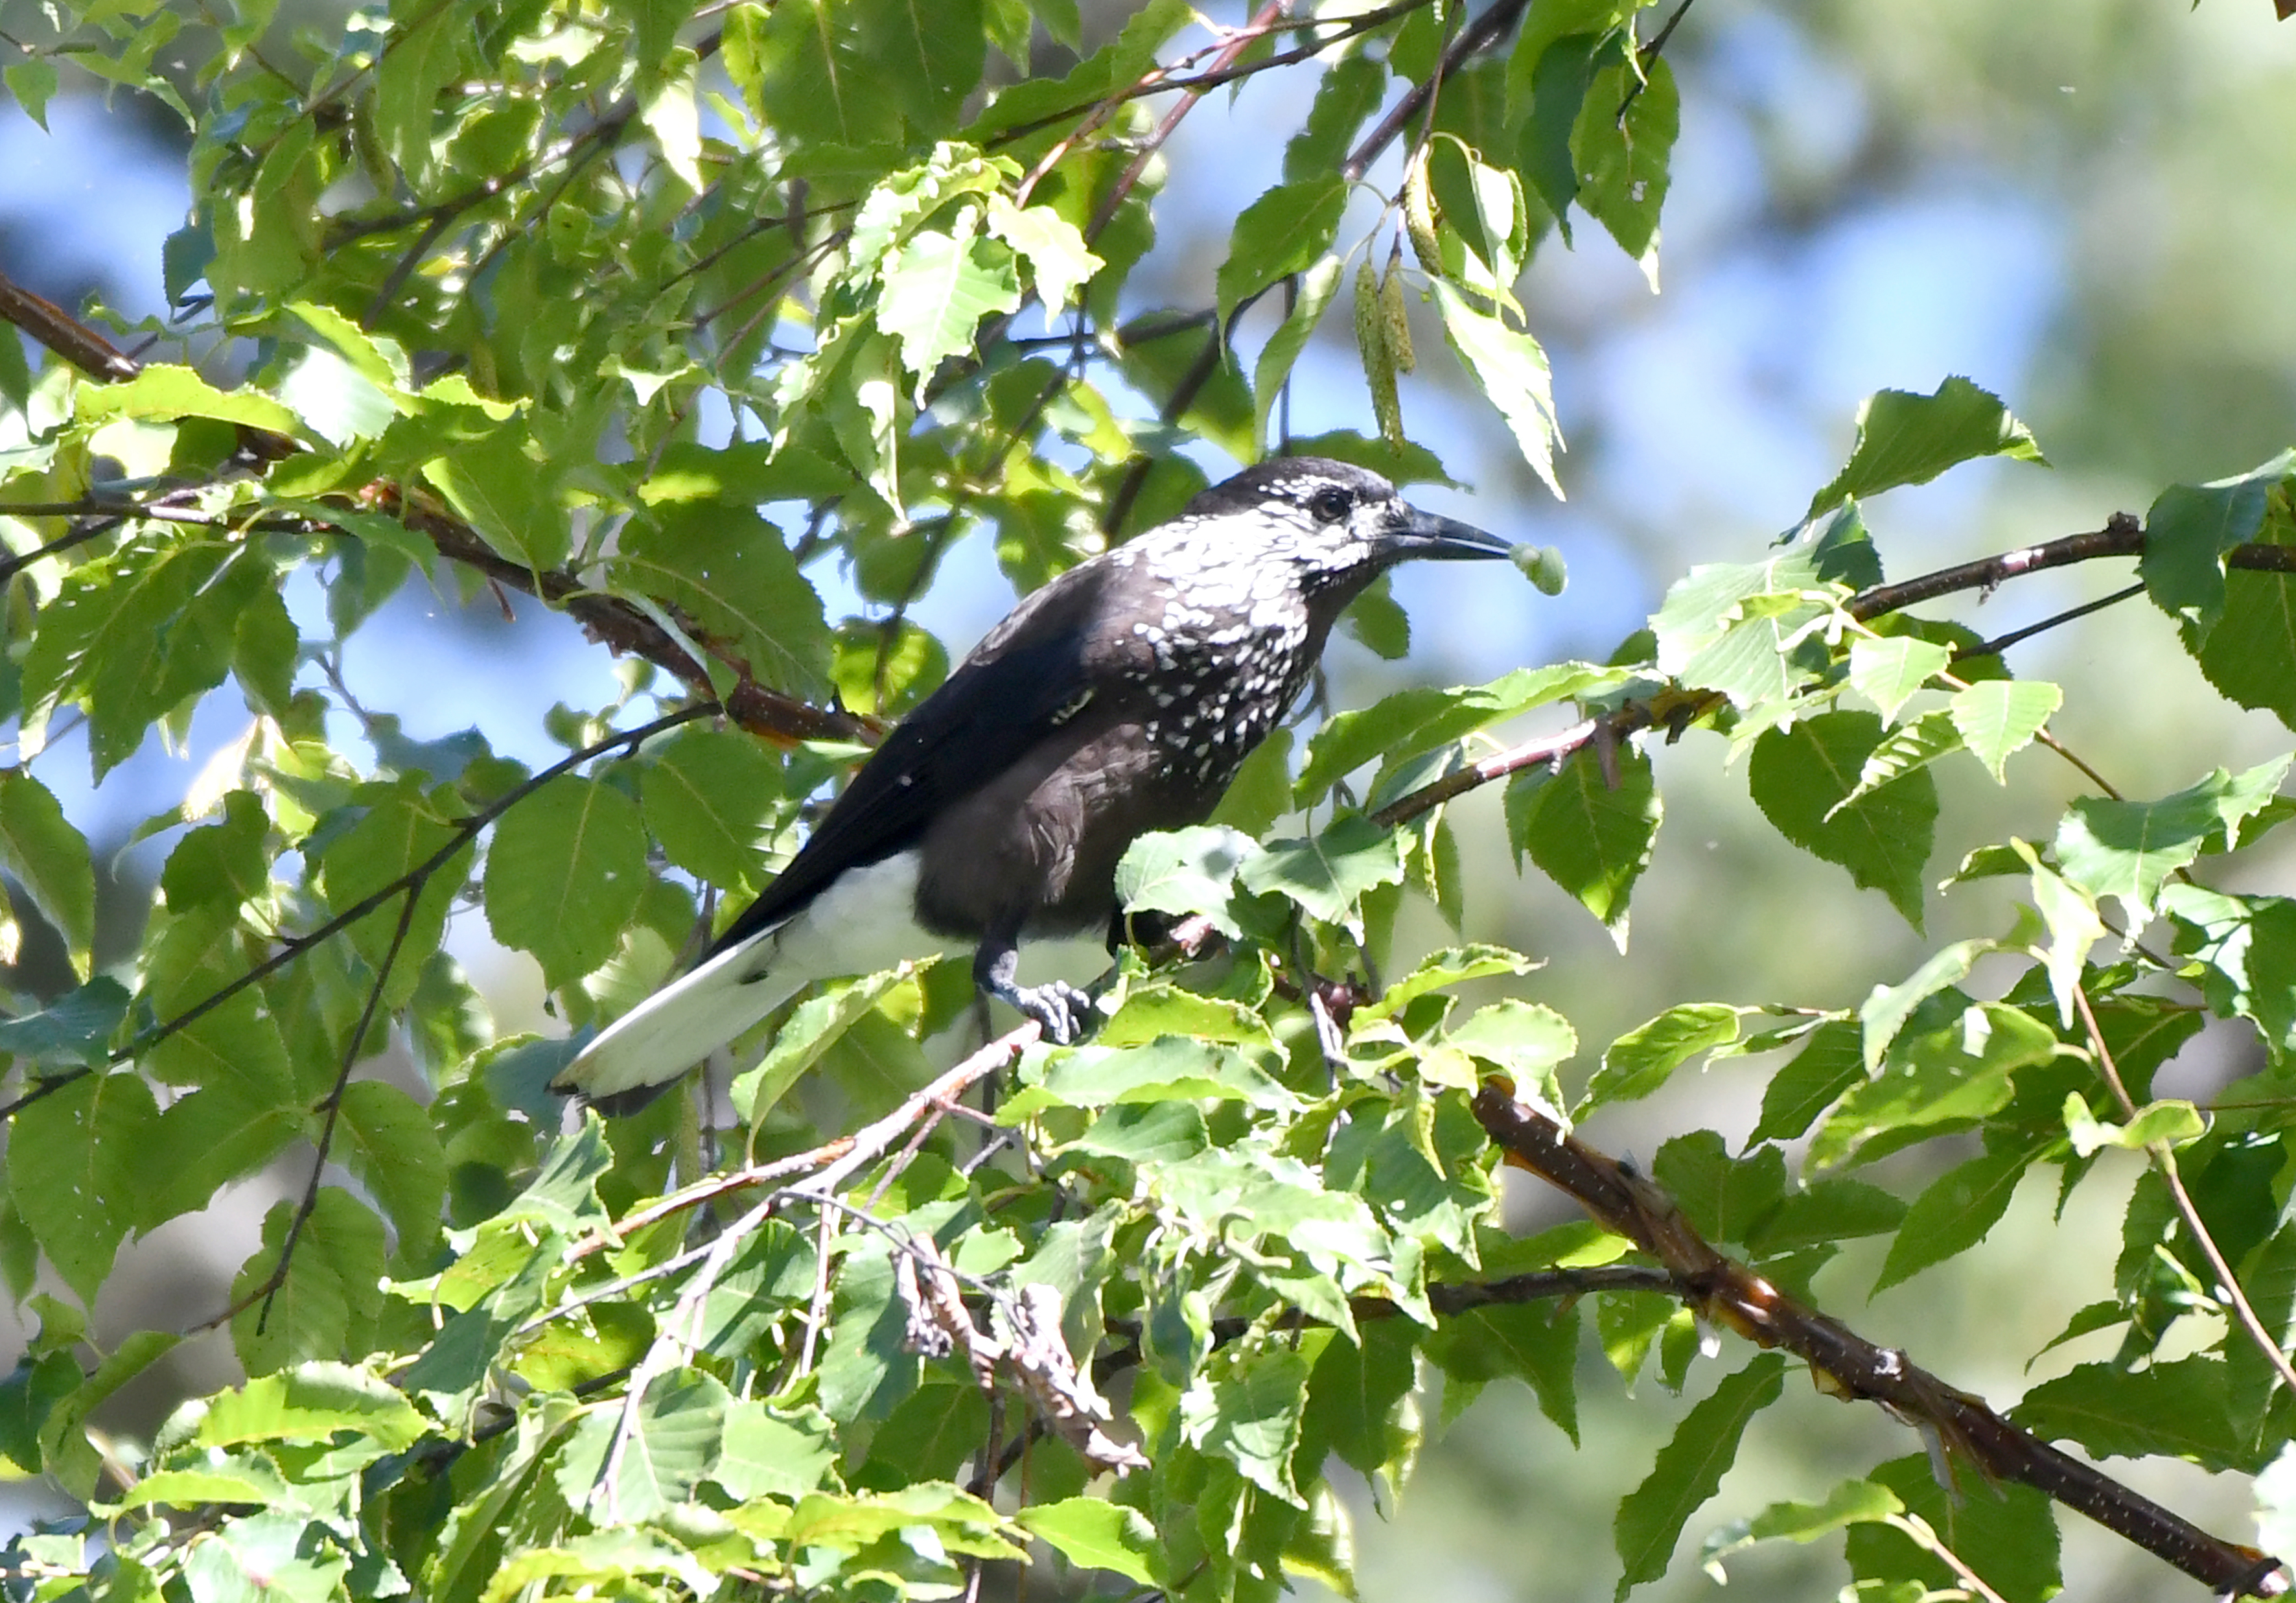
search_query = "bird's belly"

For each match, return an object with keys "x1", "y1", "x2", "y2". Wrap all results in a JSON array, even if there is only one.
[{"x1": 766, "y1": 850, "x2": 949, "y2": 978}]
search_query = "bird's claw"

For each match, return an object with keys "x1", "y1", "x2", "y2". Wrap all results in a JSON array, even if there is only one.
[{"x1": 1012, "y1": 980, "x2": 1095, "y2": 1045}]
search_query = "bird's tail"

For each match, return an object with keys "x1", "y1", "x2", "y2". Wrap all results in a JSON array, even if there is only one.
[{"x1": 550, "y1": 926, "x2": 802, "y2": 1115}]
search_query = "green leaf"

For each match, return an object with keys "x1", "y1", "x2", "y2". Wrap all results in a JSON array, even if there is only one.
[
  {"x1": 984, "y1": 195, "x2": 1102, "y2": 320},
  {"x1": 1017, "y1": 1498, "x2": 1161, "y2": 1585},
  {"x1": 1948, "y1": 679, "x2": 2060, "y2": 783},
  {"x1": 1846, "y1": 635, "x2": 1950, "y2": 723},
  {"x1": 1214, "y1": 176, "x2": 1347, "y2": 329},
  {"x1": 714, "y1": 1401, "x2": 837, "y2": 1501},
  {"x1": 2179, "y1": 541, "x2": 2296, "y2": 732},
  {"x1": 1822, "y1": 708, "x2": 1962, "y2": 821},
  {"x1": 483, "y1": 775, "x2": 649, "y2": 989},
  {"x1": 371, "y1": 0, "x2": 467, "y2": 190},
  {"x1": 1806, "y1": 377, "x2": 2045, "y2": 519},
  {"x1": 2054, "y1": 756, "x2": 2293, "y2": 915},
  {"x1": 1446, "y1": 1000, "x2": 1576, "y2": 1105},
  {"x1": 747, "y1": 0, "x2": 983, "y2": 150},
  {"x1": 1750, "y1": 711, "x2": 1938, "y2": 928},
  {"x1": 0, "y1": 977, "x2": 129, "y2": 1068},
  {"x1": 141, "y1": 994, "x2": 300, "y2": 1225},
  {"x1": 195, "y1": 1362, "x2": 426, "y2": 1451},
  {"x1": 3, "y1": 59, "x2": 59, "y2": 130},
  {"x1": 1859, "y1": 940, "x2": 1987, "y2": 1072},
  {"x1": 1359, "y1": 943, "x2": 1540, "y2": 1022},
  {"x1": 1005, "y1": 1037, "x2": 1295, "y2": 1117},
  {"x1": 1814, "y1": 1002, "x2": 2056, "y2": 1169},
  {"x1": 1741, "y1": 1178, "x2": 1905, "y2": 1255},
  {"x1": 877, "y1": 215, "x2": 1023, "y2": 390},
  {"x1": 228, "y1": 1189, "x2": 387, "y2": 1374},
  {"x1": 1873, "y1": 1143, "x2": 2035, "y2": 1291},
  {"x1": 1584, "y1": 1003, "x2": 1743, "y2": 1108},
  {"x1": 730, "y1": 966, "x2": 915, "y2": 1123},
  {"x1": 1612, "y1": 1353, "x2": 1787, "y2": 1598},
  {"x1": 1426, "y1": 1302, "x2": 1581, "y2": 1444},
  {"x1": 1297, "y1": 661, "x2": 1627, "y2": 809},
  {"x1": 1240, "y1": 814, "x2": 1405, "y2": 937},
  {"x1": 1843, "y1": 1453, "x2": 2061, "y2": 1603},
  {"x1": 1115, "y1": 825, "x2": 1253, "y2": 937},
  {"x1": 422, "y1": 425, "x2": 571, "y2": 573},
  {"x1": 8, "y1": 1070, "x2": 157, "y2": 1304},
  {"x1": 1650, "y1": 1132, "x2": 1787, "y2": 1244},
  {"x1": 1513, "y1": 742, "x2": 1661, "y2": 943},
  {"x1": 74, "y1": 363, "x2": 301, "y2": 436},
  {"x1": 1181, "y1": 1347, "x2": 1312, "y2": 1505},
  {"x1": 2012, "y1": 1357, "x2": 2249, "y2": 1472},
  {"x1": 1432, "y1": 279, "x2": 1564, "y2": 498},
  {"x1": 314, "y1": 782, "x2": 468, "y2": 1009},
  {"x1": 1704, "y1": 1477, "x2": 1902, "y2": 1578},
  {"x1": 335, "y1": 1080, "x2": 446, "y2": 1263},
  {"x1": 610, "y1": 503, "x2": 830, "y2": 696},
  {"x1": 556, "y1": 1370, "x2": 728, "y2": 1520},
  {"x1": 0, "y1": 771, "x2": 95, "y2": 972},
  {"x1": 1748, "y1": 1018, "x2": 1862, "y2": 1143},
  {"x1": 1251, "y1": 254, "x2": 1345, "y2": 451},
  {"x1": 1570, "y1": 54, "x2": 1676, "y2": 285},
  {"x1": 642, "y1": 726, "x2": 780, "y2": 889},
  {"x1": 2139, "y1": 450, "x2": 2295, "y2": 637}
]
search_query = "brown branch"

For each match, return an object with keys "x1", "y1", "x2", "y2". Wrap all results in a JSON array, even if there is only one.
[
  {"x1": 1470, "y1": 1081, "x2": 2292, "y2": 1600},
  {"x1": 0, "y1": 268, "x2": 138, "y2": 381},
  {"x1": 1374, "y1": 518, "x2": 2296, "y2": 827},
  {"x1": 386, "y1": 489, "x2": 874, "y2": 743},
  {"x1": 1343, "y1": 0, "x2": 1535, "y2": 181}
]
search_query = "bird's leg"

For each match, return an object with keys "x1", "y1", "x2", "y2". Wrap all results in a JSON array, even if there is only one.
[{"x1": 973, "y1": 930, "x2": 1094, "y2": 1045}]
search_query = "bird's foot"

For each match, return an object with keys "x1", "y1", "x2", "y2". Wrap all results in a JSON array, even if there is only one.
[{"x1": 1001, "y1": 978, "x2": 1095, "y2": 1045}]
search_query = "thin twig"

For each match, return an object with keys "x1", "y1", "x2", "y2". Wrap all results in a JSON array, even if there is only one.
[
  {"x1": 2072, "y1": 984, "x2": 2296, "y2": 1398},
  {"x1": 1344, "y1": 0, "x2": 1536, "y2": 181},
  {"x1": 255, "y1": 885, "x2": 422, "y2": 1331}
]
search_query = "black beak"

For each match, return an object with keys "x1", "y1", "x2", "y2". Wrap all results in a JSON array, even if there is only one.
[{"x1": 1385, "y1": 503, "x2": 1511, "y2": 562}]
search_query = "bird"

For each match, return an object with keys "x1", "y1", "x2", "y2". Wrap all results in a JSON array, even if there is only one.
[{"x1": 553, "y1": 456, "x2": 1512, "y2": 1113}]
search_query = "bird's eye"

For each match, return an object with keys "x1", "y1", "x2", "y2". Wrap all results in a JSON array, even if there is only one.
[{"x1": 1307, "y1": 486, "x2": 1352, "y2": 524}]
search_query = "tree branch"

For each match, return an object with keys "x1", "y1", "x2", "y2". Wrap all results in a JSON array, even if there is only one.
[
  {"x1": 1374, "y1": 517, "x2": 2296, "y2": 827},
  {"x1": 1471, "y1": 1081, "x2": 2291, "y2": 1600},
  {"x1": 1343, "y1": 0, "x2": 1535, "y2": 181}
]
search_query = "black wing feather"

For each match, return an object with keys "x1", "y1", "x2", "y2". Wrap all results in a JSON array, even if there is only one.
[{"x1": 704, "y1": 586, "x2": 1104, "y2": 955}]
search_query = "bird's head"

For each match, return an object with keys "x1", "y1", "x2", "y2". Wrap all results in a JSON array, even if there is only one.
[{"x1": 1168, "y1": 456, "x2": 1509, "y2": 608}]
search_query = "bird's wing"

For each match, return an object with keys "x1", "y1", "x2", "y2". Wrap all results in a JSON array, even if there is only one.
[{"x1": 706, "y1": 572, "x2": 1118, "y2": 954}]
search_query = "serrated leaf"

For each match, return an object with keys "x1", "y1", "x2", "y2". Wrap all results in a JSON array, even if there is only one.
[
  {"x1": 74, "y1": 363, "x2": 301, "y2": 436},
  {"x1": 1815, "y1": 1002, "x2": 2056, "y2": 1169},
  {"x1": 1252, "y1": 255, "x2": 1345, "y2": 451},
  {"x1": 0, "y1": 977, "x2": 130, "y2": 1068},
  {"x1": 1214, "y1": 176, "x2": 1347, "y2": 328},
  {"x1": 2139, "y1": 450, "x2": 2295, "y2": 637},
  {"x1": 1432, "y1": 279, "x2": 1563, "y2": 497},
  {"x1": 1240, "y1": 814, "x2": 1404, "y2": 936},
  {"x1": 1513, "y1": 742, "x2": 1660, "y2": 944},
  {"x1": 2012, "y1": 1357, "x2": 2247, "y2": 1471},
  {"x1": 229, "y1": 1189, "x2": 386, "y2": 1374},
  {"x1": 2179, "y1": 544, "x2": 2296, "y2": 732},
  {"x1": 1846, "y1": 635, "x2": 1950, "y2": 723},
  {"x1": 483, "y1": 775, "x2": 648, "y2": 989},
  {"x1": 1181, "y1": 1347, "x2": 1312, "y2": 1505},
  {"x1": 1651, "y1": 1131, "x2": 1786, "y2": 1245},
  {"x1": 1115, "y1": 825, "x2": 1253, "y2": 937},
  {"x1": 641, "y1": 726, "x2": 780, "y2": 889},
  {"x1": 1570, "y1": 54, "x2": 1676, "y2": 285},
  {"x1": 8, "y1": 1070, "x2": 157, "y2": 1305},
  {"x1": 0, "y1": 771, "x2": 95, "y2": 973},
  {"x1": 1613, "y1": 1353, "x2": 1787, "y2": 1599},
  {"x1": 1949, "y1": 679, "x2": 2061, "y2": 783},
  {"x1": 610, "y1": 503, "x2": 830, "y2": 696},
  {"x1": 1807, "y1": 377, "x2": 2045, "y2": 519},
  {"x1": 423, "y1": 427, "x2": 570, "y2": 573},
  {"x1": 1750, "y1": 711, "x2": 1937, "y2": 928},
  {"x1": 335, "y1": 1080, "x2": 446, "y2": 1263},
  {"x1": 1749, "y1": 1018, "x2": 1862, "y2": 1143},
  {"x1": 1585, "y1": 1003, "x2": 1742, "y2": 1108},
  {"x1": 985, "y1": 194, "x2": 1102, "y2": 321},
  {"x1": 1873, "y1": 1143, "x2": 2036, "y2": 1291},
  {"x1": 2054, "y1": 756, "x2": 2292, "y2": 915},
  {"x1": 1823, "y1": 708, "x2": 1961, "y2": 821},
  {"x1": 877, "y1": 215, "x2": 1023, "y2": 390},
  {"x1": 1017, "y1": 1499, "x2": 1160, "y2": 1585}
]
